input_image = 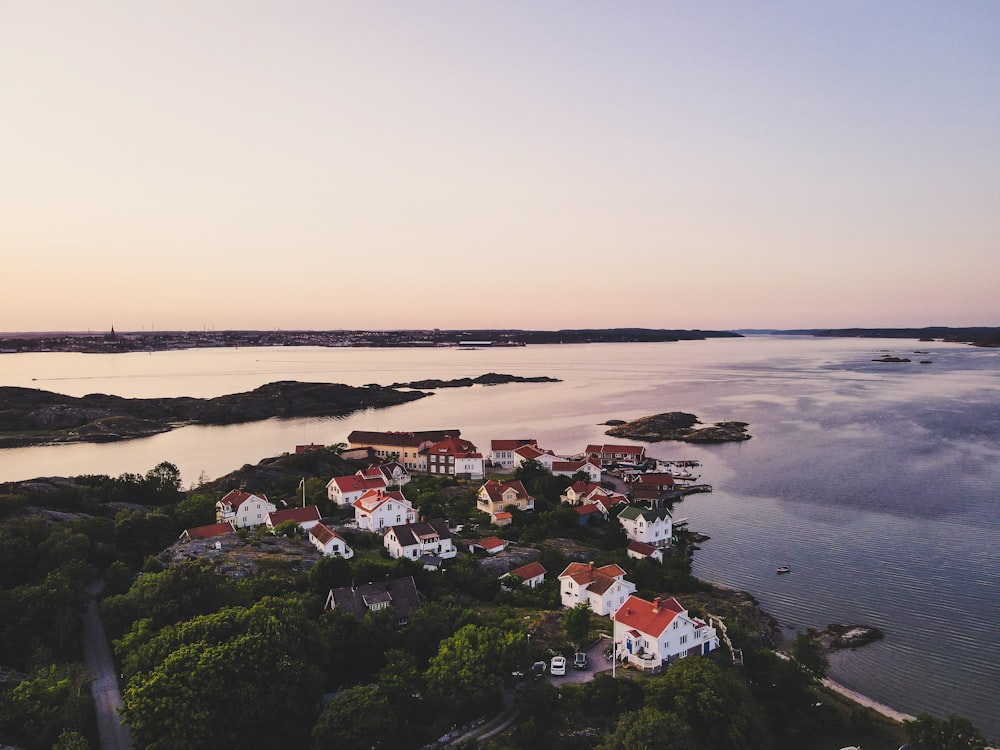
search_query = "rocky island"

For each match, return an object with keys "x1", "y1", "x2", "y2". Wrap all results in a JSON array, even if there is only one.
[
  {"x1": 390, "y1": 372, "x2": 561, "y2": 388},
  {"x1": 605, "y1": 411, "x2": 752, "y2": 443}
]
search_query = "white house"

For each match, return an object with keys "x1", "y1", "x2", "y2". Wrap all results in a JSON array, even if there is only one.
[
  {"x1": 326, "y1": 474, "x2": 387, "y2": 506},
  {"x1": 617, "y1": 506, "x2": 673, "y2": 548},
  {"x1": 558, "y1": 562, "x2": 636, "y2": 616},
  {"x1": 489, "y1": 439, "x2": 538, "y2": 470},
  {"x1": 421, "y1": 437, "x2": 485, "y2": 479},
  {"x1": 612, "y1": 595, "x2": 719, "y2": 672},
  {"x1": 267, "y1": 506, "x2": 322, "y2": 532},
  {"x1": 384, "y1": 519, "x2": 456, "y2": 561},
  {"x1": 353, "y1": 489, "x2": 417, "y2": 532},
  {"x1": 626, "y1": 539, "x2": 665, "y2": 563},
  {"x1": 560, "y1": 481, "x2": 611, "y2": 506},
  {"x1": 551, "y1": 458, "x2": 602, "y2": 483},
  {"x1": 512, "y1": 444, "x2": 559, "y2": 471},
  {"x1": 357, "y1": 462, "x2": 411, "y2": 487},
  {"x1": 215, "y1": 490, "x2": 277, "y2": 528},
  {"x1": 308, "y1": 523, "x2": 354, "y2": 559},
  {"x1": 584, "y1": 443, "x2": 646, "y2": 468},
  {"x1": 469, "y1": 536, "x2": 508, "y2": 555},
  {"x1": 502, "y1": 561, "x2": 547, "y2": 589}
]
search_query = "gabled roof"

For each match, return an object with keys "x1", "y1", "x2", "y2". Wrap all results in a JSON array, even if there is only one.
[
  {"x1": 359, "y1": 462, "x2": 410, "y2": 482},
  {"x1": 422, "y1": 436, "x2": 481, "y2": 458},
  {"x1": 558, "y1": 562, "x2": 627, "y2": 586},
  {"x1": 491, "y1": 439, "x2": 537, "y2": 451},
  {"x1": 513, "y1": 444, "x2": 555, "y2": 460},
  {"x1": 348, "y1": 429, "x2": 461, "y2": 448},
  {"x1": 617, "y1": 506, "x2": 672, "y2": 522},
  {"x1": 614, "y1": 595, "x2": 686, "y2": 637},
  {"x1": 183, "y1": 522, "x2": 236, "y2": 539},
  {"x1": 593, "y1": 494, "x2": 629, "y2": 513},
  {"x1": 479, "y1": 479, "x2": 531, "y2": 504},
  {"x1": 475, "y1": 536, "x2": 507, "y2": 551},
  {"x1": 552, "y1": 457, "x2": 601, "y2": 472},
  {"x1": 310, "y1": 523, "x2": 347, "y2": 547},
  {"x1": 627, "y1": 539, "x2": 660, "y2": 557},
  {"x1": 268, "y1": 506, "x2": 322, "y2": 526},
  {"x1": 509, "y1": 561, "x2": 546, "y2": 580},
  {"x1": 567, "y1": 481, "x2": 606, "y2": 497},
  {"x1": 633, "y1": 473, "x2": 676, "y2": 486},
  {"x1": 218, "y1": 489, "x2": 268, "y2": 510},
  {"x1": 327, "y1": 577, "x2": 422, "y2": 619},
  {"x1": 585, "y1": 443, "x2": 645, "y2": 456},
  {"x1": 387, "y1": 519, "x2": 452, "y2": 547},
  {"x1": 328, "y1": 475, "x2": 387, "y2": 494},
  {"x1": 574, "y1": 504, "x2": 602, "y2": 517},
  {"x1": 353, "y1": 489, "x2": 408, "y2": 513}
]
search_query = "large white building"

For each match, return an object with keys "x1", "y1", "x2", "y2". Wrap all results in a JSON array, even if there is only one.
[
  {"x1": 353, "y1": 489, "x2": 417, "y2": 532},
  {"x1": 558, "y1": 562, "x2": 636, "y2": 616},
  {"x1": 617, "y1": 506, "x2": 673, "y2": 548},
  {"x1": 215, "y1": 490, "x2": 276, "y2": 528},
  {"x1": 612, "y1": 595, "x2": 719, "y2": 672},
  {"x1": 383, "y1": 519, "x2": 456, "y2": 561},
  {"x1": 326, "y1": 475, "x2": 387, "y2": 506}
]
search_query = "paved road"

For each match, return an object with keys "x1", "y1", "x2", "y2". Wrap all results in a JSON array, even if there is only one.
[{"x1": 82, "y1": 583, "x2": 133, "y2": 750}]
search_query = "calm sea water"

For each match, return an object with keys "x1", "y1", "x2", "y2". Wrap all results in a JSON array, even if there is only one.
[{"x1": 2, "y1": 337, "x2": 998, "y2": 738}]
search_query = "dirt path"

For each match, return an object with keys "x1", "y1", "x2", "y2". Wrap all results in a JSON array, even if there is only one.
[{"x1": 82, "y1": 583, "x2": 133, "y2": 750}]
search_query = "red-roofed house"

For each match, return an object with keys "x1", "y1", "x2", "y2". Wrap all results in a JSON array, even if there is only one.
[
  {"x1": 584, "y1": 443, "x2": 647, "y2": 468},
  {"x1": 558, "y1": 562, "x2": 636, "y2": 616},
  {"x1": 512, "y1": 444, "x2": 559, "y2": 471},
  {"x1": 469, "y1": 536, "x2": 508, "y2": 554},
  {"x1": 421, "y1": 437, "x2": 485, "y2": 479},
  {"x1": 551, "y1": 457, "x2": 602, "y2": 483},
  {"x1": 560, "y1": 481, "x2": 611, "y2": 506},
  {"x1": 180, "y1": 522, "x2": 236, "y2": 541},
  {"x1": 267, "y1": 506, "x2": 322, "y2": 532},
  {"x1": 626, "y1": 539, "x2": 665, "y2": 563},
  {"x1": 477, "y1": 480, "x2": 534, "y2": 524},
  {"x1": 574, "y1": 504, "x2": 603, "y2": 524},
  {"x1": 489, "y1": 439, "x2": 538, "y2": 469},
  {"x1": 353, "y1": 489, "x2": 417, "y2": 532},
  {"x1": 357, "y1": 462, "x2": 411, "y2": 487},
  {"x1": 308, "y1": 523, "x2": 354, "y2": 559},
  {"x1": 326, "y1": 475, "x2": 387, "y2": 507},
  {"x1": 215, "y1": 490, "x2": 277, "y2": 528},
  {"x1": 502, "y1": 561, "x2": 547, "y2": 589},
  {"x1": 592, "y1": 493, "x2": 630, "y2": 518},
  {"x1": 613, "y1": 595, "x2": 719, "y2": 672}
]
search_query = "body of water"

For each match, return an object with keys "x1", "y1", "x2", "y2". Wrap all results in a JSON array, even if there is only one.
[{"x1": 2, "y1": 337, "x2": 998, "y2": 738}]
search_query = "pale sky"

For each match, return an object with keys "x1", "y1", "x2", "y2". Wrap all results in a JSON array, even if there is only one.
[{"x1": 3, "y1": 1, "x2": 999, "y2": 332}]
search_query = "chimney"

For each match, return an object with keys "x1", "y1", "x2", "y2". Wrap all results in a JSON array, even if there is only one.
[
  {"x1": 653, "y1": 597, "x2": 661, "y2": 613},
  {"x1": 588, "y1": 561, "x2": 594, "y2": 571}
]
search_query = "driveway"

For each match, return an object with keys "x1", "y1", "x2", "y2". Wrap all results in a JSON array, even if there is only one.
[{"x1": 546, "y1": 639, "x2": 609, "y2": 685}]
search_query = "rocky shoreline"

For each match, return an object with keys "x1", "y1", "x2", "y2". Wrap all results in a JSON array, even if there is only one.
[{"x1": 605, "y1": 411, "x2": 752, "y2": 443}]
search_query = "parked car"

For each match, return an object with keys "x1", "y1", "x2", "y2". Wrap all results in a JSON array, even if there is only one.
[
  {"x1": 573, "y1": 652, "x2": 587, "y2": 670},
  {"x1": 530, "y1": 661, "x2": 547, "y2": 678},
  {"x1": 550, "y1": 656, "x2": 566, "y2": 676}
]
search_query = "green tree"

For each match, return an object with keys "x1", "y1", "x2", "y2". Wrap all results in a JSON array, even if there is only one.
[
  {"x1": 312, "y1": 684, "x2": 398, "y2": 749},
  {"x1": 144, "y1": 461, "x2": 182, "y2": 501},
  {"x1": 789, "y1": 628, "x2": 829, "y2": 679},
  {"x1": 0, "y1": 663, "x2": 94, "y2": 749},
  {"x1": 598, "y1": 706, "x2": 694, "y2": 750},
  {"x1": 562, "y1": 601, "x2": 592, "y2": 645},
  {"x1": 905, "y1": 712, "x2": 987, "y2": 750}
]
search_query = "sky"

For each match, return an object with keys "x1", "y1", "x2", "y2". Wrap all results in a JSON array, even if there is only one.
[{"x1": 2, "y1": 1, "x2": 999, "y2": 333}]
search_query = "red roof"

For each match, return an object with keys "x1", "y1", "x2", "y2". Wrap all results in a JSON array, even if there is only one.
[
  {"x1": 476, "y1": 536, "x2": 507, "y2": 551},
  {"x1": 509, "y1": 561, "x2": 546, "y2": 580},
  {"x1": 330, "y1": 475, "x2": 387, "y2": 493},
  {"x1": 310, "y1": 523, "x2": 345, "y2": 546},
  {"x1": 184, "y1": 522, "x2": 235, "y2": 539},
  {"x1": 558, "y1": 562, "x2": 626, "y2": 586},
  {"x1": 627, "y1": 539, "x2": 659, "y2": 556},
  {"x1": 574, "y1": 504, "x2": 601, "y2": 516},
  {"x1": 219, "y1": 489, "x2": 268, "y2": 510},
  {"x1": 422, "y1": 436, "x2": 480, "y2": 457},
  {"x1": 491, "y1": 439, "x2": 537, "y2": 451},
  {"x1": 479, "y1": 479, "x2": 531, "y2": 504},
  {"x1": 634, "y1": 473, "x2": 675, "y2": 487},
  {"x1": 353, "y1": 489, "x2": 407, "y2": 512},
  {"x1": 269, "y1": 506, "x2": 322, "y2": 525},
  {"x1": 493, "y1": 511, "x2": 513, "y2": 520},
  {"x1": 586, "y1": 444, "x2": 644, "y2": 456},
  {"x1": 613, "y1": 595, "x2": 686, "y2": 637}
]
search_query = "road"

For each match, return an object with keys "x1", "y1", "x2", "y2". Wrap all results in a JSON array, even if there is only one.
[{"x1": 82, "y1": 583, "x2": 133, "y2": 750}]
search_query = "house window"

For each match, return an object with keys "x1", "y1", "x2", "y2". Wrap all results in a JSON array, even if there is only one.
[
  {"x1": 673, "y1": 622, "x2": 678, "y2": 630},
  {"x1": 680, "y1": 634, "x2": 688, "y2": 645}
]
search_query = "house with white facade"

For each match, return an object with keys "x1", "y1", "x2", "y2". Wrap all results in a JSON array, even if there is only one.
[
  {"x1": 215, "y1": 490, "x2": 277, "y2": 528},
  {"x1": 352, "y1": 489, "x2": 417, "y2": 532},
  {"x1": 512, "y1": 444, "x2": 559, "y2": 471},
  {"x1": 551, "y1": 458, "x2": 602, "y2": 483},
  {"x1": 612, "y1": 595, "x2": 719, "y2": 672},
  {"x1": 592, "y1": 492, "x2": 630, "y2": 519},
  {"x1": 469, "y1": 536, "x2": 508, "y2": 554},
  {"x1": 617, "y1": 506, "x2": 673, "y2": 548},
  {"x1": 560, "y1": 481, "x2": 612, "y2": 506},
  {"x1": 326, "y1": 474, "x2": 387, "y2": 506},
  {"x1": 357, "y1": 462, "x2": 412, "y2": 487},
  {"x1": 584, "y1": 443, "x2": 647, "y2": 468},
  {"x1": 501, "y1": 561, "x2": 547, "y2": 589},
  {"x1": 347, "y1": 429, "x2": 460, "y2": 471},
  {"x1": 267, "y1": 506, "x2": 322, "y2": 532},
  {"x1": 626, "y1": 539, "x2": 665, "y2": 563},
  {"x1": 558, "y1": 562, "x2": 636, "y2": 616},
  {"x1": 308, "y1": 523, "x2": 355, "y2": 558},
  {"x1": 489, "y1": 439, "x2": 538, "y2": 469},
  {"x1": 384, "y1": 519, "x2": 456, "y2": 561},
  {"x1": 421, "y1": 437, "x2": 485, "y2": 479}
]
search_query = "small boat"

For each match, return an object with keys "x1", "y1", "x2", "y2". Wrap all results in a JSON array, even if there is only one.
[{"x1": 776, "y1": 565, "x2": 791, "y2": 575}]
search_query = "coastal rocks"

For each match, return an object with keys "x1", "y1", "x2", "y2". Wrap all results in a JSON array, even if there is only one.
[
  {"x1": 872, "y1": 356, "x2": 912, "y2": 363},
  {"x1": 821, "y1": 623, "x2": 884, "y2": 650},
  {"x1": 605, "y1": 412, "x2": 751, "y2": 443}
]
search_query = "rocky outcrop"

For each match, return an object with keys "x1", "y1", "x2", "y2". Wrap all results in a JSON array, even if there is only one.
[
  {"x1": 605, "y1": 412, "x2": 751, "y2": 443},
  {"x1": 391, "y1": 373, "x2": 560, "y2": 389},
  {"x1": 820, "y1": 623, "x2": 884, "y2": 650}
]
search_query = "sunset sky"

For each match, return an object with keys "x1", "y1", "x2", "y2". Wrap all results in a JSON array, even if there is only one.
[{"x1": 3, "y1": 2, "x2": 999, "y2": 333}]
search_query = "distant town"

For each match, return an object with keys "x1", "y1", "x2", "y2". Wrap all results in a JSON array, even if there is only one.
[{"x1": 0, "y1": 327, "x2": 740, "y2": 354}]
